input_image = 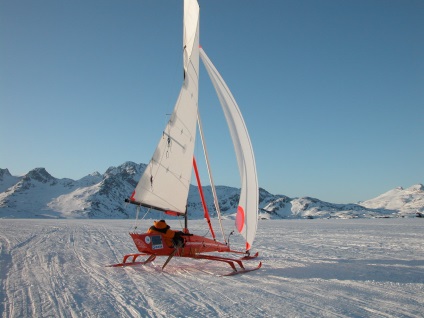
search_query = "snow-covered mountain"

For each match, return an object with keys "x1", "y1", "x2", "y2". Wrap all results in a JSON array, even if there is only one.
[
  {"x1": 0, "y1": 168, "x2": 20, "y2": 193},
  {"x1": 359, "y1": 184, "x2": 424, "y2": 214},
  {"x1": 0, "y1": 163, "x2": 144, "y2": 219},
  {"x1": 0, "y1": 163, "x2": 423, "y2": 219}
]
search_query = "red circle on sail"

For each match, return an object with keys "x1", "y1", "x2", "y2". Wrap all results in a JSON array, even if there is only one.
[{"x1": 235, "y1": 206, "x2": 245, "y2": 233}]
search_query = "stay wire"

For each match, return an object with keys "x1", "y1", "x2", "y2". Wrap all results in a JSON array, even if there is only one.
[{"x1": 132, "y1": 206, "x2": 151, "y2": 232}]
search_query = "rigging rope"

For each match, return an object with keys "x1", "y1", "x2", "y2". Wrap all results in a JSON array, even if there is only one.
[
  {"x1": 132, "y1": 206, "x2": 151, "y2": 232},
  {"x1": 132, "y1": 205, "x2": 140, "y2": 230}
]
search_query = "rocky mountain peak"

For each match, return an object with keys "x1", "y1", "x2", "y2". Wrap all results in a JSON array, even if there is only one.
[
  {"x1": 24, "y1": 168, "x2": 55, "y2": 184},
  {"x1": 0, "y1": 168, "x2": 12, "y2": 180},
  {"x1": 406, "y1": 184, "x2": 424, "y2": 192}
]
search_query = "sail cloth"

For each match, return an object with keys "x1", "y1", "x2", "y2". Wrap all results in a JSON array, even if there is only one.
[
  {"x1": 200, "y1": 48, "x2": 259, "y2": 250},
  {"x1": 183, "y1": 0, "x2": 200, "y2": 76},
  {"x1": 129, "y1": 0, "x2": 200, "y2": 215}
]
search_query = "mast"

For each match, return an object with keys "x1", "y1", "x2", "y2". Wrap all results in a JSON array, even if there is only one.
[
  {"x1": 192, "y1": 157, "x2": 217, "y2": 241},
  {"x1": 197, "y1": 111, "x2": 227, "y2": 244}
]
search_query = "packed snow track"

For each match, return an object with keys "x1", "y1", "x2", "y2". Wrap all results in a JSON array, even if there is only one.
[{"x1": 0, "y1": 219, "x2": 423, "y2": 317}]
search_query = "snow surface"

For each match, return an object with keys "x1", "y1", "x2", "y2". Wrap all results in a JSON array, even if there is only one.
[{"x1": 1, "y1": 218, "x2": 423, "y2": 317}]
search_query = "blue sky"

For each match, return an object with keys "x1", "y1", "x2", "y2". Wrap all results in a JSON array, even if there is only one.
[{"x1": 1, "y1": 0, "x2": 423, "y2": 204}]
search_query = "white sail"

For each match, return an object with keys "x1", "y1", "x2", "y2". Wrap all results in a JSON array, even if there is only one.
[
  {"x1": 199, "y1": 48, "x2": 259, "y2": 250},
  {"x1": 129, "y1": 0, "x2": 200, "y2": 215},
  {"x1": 183, "y1": 0, "x2": 200, "y2": 75}
]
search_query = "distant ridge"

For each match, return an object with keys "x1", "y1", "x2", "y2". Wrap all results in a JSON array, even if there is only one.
[
  {"x1": 360, "y1": 184, "x2": 424, "y2": 212},
  {"x1": 0, "y1": 162, "x2": 423, "y2": 219}
]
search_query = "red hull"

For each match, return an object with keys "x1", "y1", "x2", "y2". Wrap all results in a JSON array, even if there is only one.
[{"x1": 129, "y1": 232, "x2": 231, "y2": 257}]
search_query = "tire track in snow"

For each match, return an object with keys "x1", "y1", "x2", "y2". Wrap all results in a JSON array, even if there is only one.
[
  {"x1": 86, "y1": 224, "x2": 182, "y2": 317},
  {"x1": 0, "y1": 234, "x2": 12, "y2": 317},
  {"x1": 144, "y1": 259, "x2": 266, "y2": 318},
  {"x1": 70, "y1": 224, "x2": 156, "y2": 317},
  {"x1": 100, "y1": 227, "x2": 167, "y2": 317},
  {"x1": 224, "y1": 272, "x2": 346, "y2": 318},
  {"x1": 24, "y1": 225, "x2": 76, "y2": 318},
  {"x1": 255, "y1": 220, "x2": 424, "y2": 318},
  {"x1": 3, "y1": 224, "x2": 65, "y2": 317},
  {"x1": 159, "y1": 265, "x2": 231, "y2": 317}
]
